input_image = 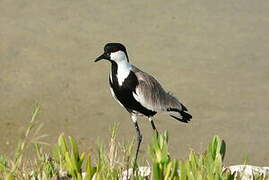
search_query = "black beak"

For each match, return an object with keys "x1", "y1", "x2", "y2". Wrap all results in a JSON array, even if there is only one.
[{"x1": 95, "y1": 53, "x2": 109, "y2": 62}]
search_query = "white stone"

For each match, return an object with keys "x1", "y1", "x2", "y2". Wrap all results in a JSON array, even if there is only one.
[
  {"x1": 224, "y1": 165, "x2": 269, "y2": 180},
  {"x1": 121, "y1": 166, "x2": 151, "y2": 180},
  {"x1": 83, "y1": 165, "x2": 269, "y2": 180}
]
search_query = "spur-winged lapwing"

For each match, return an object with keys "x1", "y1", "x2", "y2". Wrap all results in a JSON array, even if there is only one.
[{"x1": 95, "y1": 43, "x2": 192, "y2": 163}]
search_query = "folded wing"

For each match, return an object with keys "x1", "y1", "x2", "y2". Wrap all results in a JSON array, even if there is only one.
[{"x1": 131, "y1": 66, "x2": 192, "y2": 122}]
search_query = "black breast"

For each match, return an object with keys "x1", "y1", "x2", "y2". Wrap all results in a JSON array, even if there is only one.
[{"x1": 109, "y1": 62, "x2": 156, "y2": 117}]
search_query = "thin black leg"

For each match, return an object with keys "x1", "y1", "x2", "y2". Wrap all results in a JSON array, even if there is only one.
[
  {"x1": 149, "y1": 117, "x2": 158, "y2": 133},
  {"x1": 133, "y1": 121, "x2": 142, "y2": 164}
]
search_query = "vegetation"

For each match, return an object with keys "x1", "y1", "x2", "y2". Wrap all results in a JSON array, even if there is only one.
[{"x1": 0, "y1": 106, "x2": 267, "y2": 180}]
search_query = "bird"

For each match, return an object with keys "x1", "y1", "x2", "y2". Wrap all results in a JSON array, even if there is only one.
[{"x1": 94, "y1": 43, "x2": 192, "y2": 163}]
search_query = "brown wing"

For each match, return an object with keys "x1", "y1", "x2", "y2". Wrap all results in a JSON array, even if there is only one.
[{"x1": 131, "y1": 66, "x2": 185, "y2": 113}]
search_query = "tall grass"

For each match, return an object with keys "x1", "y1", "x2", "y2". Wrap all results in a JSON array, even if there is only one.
[{"x1": 0, "y1": 106, "x2": 267, "y2": 180}]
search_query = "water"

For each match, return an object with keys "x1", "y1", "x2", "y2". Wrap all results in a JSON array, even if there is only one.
[{"x1": 0, "y1": 0, "x2": 268, "y2": 165}]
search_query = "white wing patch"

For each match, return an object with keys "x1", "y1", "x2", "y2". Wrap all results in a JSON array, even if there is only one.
[
  {"x1": 133, "y1": 89, "x2": 156, "y2": 112},
  {"x1": 167, "y1": 111, "x2": 183, "y2": 119}
]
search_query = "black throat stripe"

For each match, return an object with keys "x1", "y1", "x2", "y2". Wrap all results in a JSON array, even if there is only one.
[{"x1": 109, "y1": 61, "x2": 156, "y2": 117}]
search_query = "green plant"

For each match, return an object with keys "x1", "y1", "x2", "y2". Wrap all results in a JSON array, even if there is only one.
[
  {"x1": 53, "y1": 135, "x2": 86, "y2": 180},
  {"x1": 93, "y1": 125, "x2": 122, "y2": 180},
  {"x1": 179, "y1": 135, "x2": 233, "y2": 180},
  {"x1": 31, "y1": 143, "x2": 58, "y2": 179},
  {"x1": 148, "y1": 132, "x2": 236, "y2": 180},
  {"x1": 2, "y1": 104, "x2": 43, "y2": 180},
  {"x1": 84, "y1": 155, "x2": 96, "y2": 180},
  {"x1": 149, "y1": 131, "x2": 179, "y2": 180},
  {"x1": 0, "y1": 106, "x2": 266, "y2": 180}
]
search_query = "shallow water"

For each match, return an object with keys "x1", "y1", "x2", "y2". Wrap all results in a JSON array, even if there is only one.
[{"x1": 0, "y1": 0, "x2": 269, "y2": 165}]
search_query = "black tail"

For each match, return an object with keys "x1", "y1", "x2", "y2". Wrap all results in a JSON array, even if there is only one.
[{"x1": 170, "y1": 111, "x2": 192, "y2": 123}]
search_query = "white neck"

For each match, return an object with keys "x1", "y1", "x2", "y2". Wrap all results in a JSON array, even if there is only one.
[
  {"x1": 116, "y1": 61, "x2": 131, "y2": 86},
  {"x1": 110, "y1": 50, "x2": 131, "y2": 86}
]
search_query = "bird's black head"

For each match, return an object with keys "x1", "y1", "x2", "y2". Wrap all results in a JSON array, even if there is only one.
[{"x1": 95, "y1": 43, "x2": 129, "y2": 63}]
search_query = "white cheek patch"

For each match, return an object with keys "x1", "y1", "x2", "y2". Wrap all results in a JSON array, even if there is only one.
[{"x1": 110, "y1": 51, "x2": 127, "y2": 62}]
